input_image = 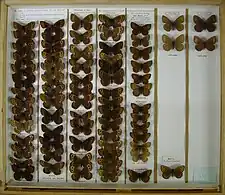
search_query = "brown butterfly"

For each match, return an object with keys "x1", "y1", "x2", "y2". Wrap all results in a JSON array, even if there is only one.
[
  {"x1": 130, "y1": 47, "x2": 152, "y2": 60},
  {"x1": 40, "y1": 160, "x2": 65, "y2": 175},
  {"x1": 97, "y1": 155, "x2": 122, "y2": 167},
  {"x1": 70, "y1": 30, "x2": 92, "y2": 44},
  {"x1": 42, "y1": 49, "x2": 64, "y2": 60},
  {"x1": 71, "y1": 119, "x2": 94, "y2": 136},
  {"x1": 70, "y1": 153, "x2": 92, "y2": 168},
  {"x1": 10, "y1": 157, "x2": 33, "y2": 168},
  {"x1": 99, "y1": 59, "x2": 123, "y2": 74},
  {"x1": 71, "y1": 167, "x2": 93, "y2": 181},
  {"x1": 69, "y1": 136, "x2": 95, "y2": 152},
  {"x1": 99, "y1": 68, "x2": 124, "y2": 86},
  {"x1": 13, "y1": 22, "x2": 36, "y2": 40},
  {"x1": 131, "y1": 103, "x2": 151, "y2": 114},
  {"x1": 99, "y1": 41, "x2": 123, "y2": 55},
  {"x1": 99, "y1": 52, "x2": 123, "y2": 64},
  {"x1": 13, "y1": 21, "x2": 35, "y2": 31},
  {"x1": 131, "y1": 121, "x2": 150, "y2": 132},
  {"x1": 69, "y1": 59, "x2": 93, "y2": 74},
  {"x1": 70, "y1": 73, "x2": 93, "y2": 87},
  {"x1": 131, "y1": 60, "x2": 152, "y2": 73},
  {"x1": 98, "y1": 129, "x2": 122, "y2": 142},
  {"x1": 162, "y1": 15, "x2": 184, "y2": 31},
  {"x1": 131, "y1": 34, "x2": 150, "y2": 47},
  {"x1": 131, "y1": 113, "x2": 150, "y2": 123},
  {"x1": 40, "y1": 93, "x2": 65, "y2": 109},
  {"x1": 131, "y1": 22, "x2": 151, "y2": 35},
  {"x1": 98, "y1": 87, "x2": 123, "y2": 99},
  {"x1": 70, "y1": 83, "x2": 93, "y2": 96},
  {"x1": 70, "y1": 94, "x2": 94, "y2": 109},
  {"x1": 10, "y1": 96, "x2": 34, "y2": 108},
  {"x1": 130, "y1": 132, "x2": 151, "y2": 143},
  {"x1": 193, "y1": 15, "x2": 217, "y2": 32},
  {"x1": 12, "y1": 167, "x2": 34, "y2": 181},
  {"x1": 99, "y1": 14, "x2": 125, "y2": 28},
  {"x1": 40, "y1": 19, "x2": 65, "y2": 29},
  {"x1": 13, "y1": 50, "x2": 35, "y2": 62},
  {"x1": 98, "y1": 148, "x2": 122, "y2": 157},
  {"x1": 128, "y1": 169, "x2": 152, "y2": 183},
  {"x1": 12, "y1": 74, "x2": 35, "y2": 88},
  {"x1": 98, "y1": 117, "x2": 122, "y2": 130},
  {"x1": 12, "y1": 110, "x2": 33, "y2": 121},
  {"x1": 98, "y1": 169, "x2": 122, "y2": 182},
  {"x1": 130, "y1": 142, "x2": 151, "y2": 162},
  {"x1": 162, "y1": 34, "x2": 185, "y2": 51},
  {"x1": 9, "y1": 119, "x2": 33, "y2": 133},
  {"x1": 98, "y1": 140, "x2": 122, "y2": 153},
  {"x1": 132, "y1": 73, "x2": 151, "y2": 84},
  {"x1": 193, "y1": 36, "x2": 217, "y2": 51},
  {"x1": 41, "y1": 60, "x2": 65, "y2": 72},
  {"x1": 41, "y1": 29, "x2": 64, "y2": 43},
  {"x1": 71, "y1": 14, "x2": 93, "y2": 30},
  {"x1": 98, "y1": 105, "x2": 124, "y2": 119},
  {"x1": 70, "y1": 111, "x2": 92, "y2": 126},
  {"x1": 11, "y1": 86, "x2": 34, "y2": 98},
  {"x1": 41, "y1": 107, "x2": 64, "y2": 124},
  {"x1": 131, "y1": 83, "x2": 152, "y2": 96},
  {"x1": 98, "y1": 96, "x2": 123, "y2": 108},
  {"x1": 160, "y1": 165, "x2": 185, "y2": 179},
  {"x1": 98, "y1": 24, "x2": 124, "y2": 41},
  {"x1": 42, "y1": 83, "x2": 65, "y2": 97},
  {"x1": 41, "y1": 72, "x2": 64, "y2": 84},
  {"x1": 70, "y1": 44, "x2": 93, "y2": 60},
  {"x1": 40, "y1": 147, "x2": 63, "y2": 162},
  {"x1": 41, "y1": 39, "x2": 65, "y2": 50}
]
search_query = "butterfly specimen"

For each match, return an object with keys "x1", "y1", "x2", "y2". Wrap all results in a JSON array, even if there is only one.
[
  {"x1": 193, "y1": 36, "x2": 217, "y2": 51},
  {"x1": 70, "y1": 111, "x2": 92, "y2": 125},
  {"x1": 130, "y1": 132, "x2": 151, "y2": 143},
  {"x1": 70, "y1": 83, "x2": 93, "y2": 96},
  {"x1": 41, "y1": 39, "x2": 65, "y2": 51},
  {"x1": 99, "y1": 52, "x2": 123, "y2": 64},
  {"x1": 131, "y1": 34, "x2": 150, "y2": 47},
  {"x1": 42, "y1": 83, "x2": 65, "y2": 97},
  {"x1": 70, "y1": 44, "x2": 93, "y2": 60},
  {"x1": 40, "y1": 93, "x2": 65, "y2": 109},
  {"x1": 99, "y1": 41, "x2": 123, "y2": 55},
  {"x1": 98, "y1": 129, "x2": 122, "y2": 142},
  {"x1": 162, "y1": 15, "x2": 184, "y2": 31},
  {"x1": 40, "y1": 160, "x2": 65, "y2": 175},
  {"x1": 70, "y1": 153, "x2": 92, "y2": 169},
  {"x1": 98, "y1": 105, "x2": 124, "y2": 119},
  {"x1": 130, "y1": 22, "x2": 151, "y2": 35},
  {"x1": 131, "y1": 103, "x2": 151, "y2": 114},
  {"x1": 99, "y1": 59, "x2": 123, "y2": 74},
  {"x1": 162, "y1": 34, "x2": 185, "y2": 51},
  {"x1": 41, "y1": 30, "x2": 64, "y2": 43},
  {"x1": 131, "y1": 60, "x2": 152, "y2": 73},
  {"x1": 12, "y1": 168, "x2": 34, "y2": 181},
  {"x1": 160, "y1": 165, "x2": 185, "y2": 179},
  {"x1": 40, "y1": 19, "x2": 65, "y2": 29},
  {"x1": 9, "y1": 119, "x2": 33, "y2": 133},
  {"x1": 41, "y1": 147, "x2": 63, "y2": 162},
  {"x1": 71, "y1": 167, "x2": 93, "y2": 181},
  {"x1": 69, "y1": 136, "x2": 95, "y2": 152},
  {"x1": 132, "y1": 73, "x2": 151, "y2": 84},
  {"x1": 70, "y1": 30, "x2": 92, "y2": 44},
  {"x1": 41, "y1": 107, "x2": 64, "y2": 124},
  {"x1": 9, "y1": 157, "x2": 33, "y2": 168},
  {"x1": 98, "y1": 96, "x2": 123, "y2": 108},
  {"x1": 130, "y1": 142, "x2": 151, "y2": 162},
  {"x1": 69, "y1": 59, "x2": 93, "y2": 74},
  {"x1": 42, "y1": 49, "x2": 64, "y2": 60},
  {"x1": 128, "y1": 169, "x2": 152, "y2": 183},
  {"x1": 98, "y1": 87, "x2": 123, "y2": 99},
  {"x1": 71, "y1": 14, "x2": 93, "y2": 30},
  {"x1": 131, "y1": 121, "x2": 150, "y2": 131},
  {"x1": 130, "y1": 47, "x2": 152, "y2": 60},
  {"x1": 131, "y1": 113, "x2": 150, "y2": 123},
  {"x1": 130, "y1": 83, "x2": 152, "y2": 96},
  {"x1": 41, "y1": 71, "x2": 64, "y2": 83},
  {"x1": 71, "y1": 119, "x2": 94, "y2": 136},
  {"x1": 98, "y1": 140, "x2": 123, "y2": 153},
  {"x1": 193, "y1": 15, "x2": 217, "y2": 32},
  {"x1": 98, "y1": 148, "x2": 122, "y2": 157},
  {"x1": 70, "y1": 73, "x2": 93, "y2": 87},
  {"x1": 98, "y1": 24, "x2": 124, "y2": 41},
  {"x1": 99, "y1": 68, "x2": 124, "y2": 86},
  {"x1": 13, "y1": 22, "x2": 36, "y2": 40},
  {"x1": 98, "y1": 117, "x2": 123, "y2": 130},
  {"x1": 99, "y1": 14, "x2": 125, "y2": 28},
  {"x1": 98, "y1": 169, "x2": 121, "y2": 182},
  {"x1": 70, "y1": 94, "x2": 94, "y2": 109}
]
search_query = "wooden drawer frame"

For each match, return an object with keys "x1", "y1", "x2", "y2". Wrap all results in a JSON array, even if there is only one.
[{"x1": 0, "y1": 0, "x2": 225, "y2": 194}]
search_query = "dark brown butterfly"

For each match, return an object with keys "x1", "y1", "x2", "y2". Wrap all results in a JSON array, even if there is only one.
[
  {"x1": 130, "y1": 142, "x2": 151, "y2": 162},
  {"x1": 130, "y1": 47, "x2": 152, "y2": 60},
  {"x1": 193, "y1": 36, "x2": 217, "y2": 51},
  {"x1": 69, "y1": 59, "x2": 93, "y2": 74},
  {"x1": 98, "y1": 24, "x2": 124, "y2": 41},
  {"x1": 40, "y1": 160, "x2": 65, "y2": 175},
  {"x1": 69, "y1": 136, "x2": 95, "y2": 152},
  {"x1": 98, "y1": 169, "x2": 122, "y2": 182},
  {"x1": 98, "y1": 140, "x2": 122, "y2": 153},
  {"x1": 42, "y1": 83, "x2": 65, "y2": 96},
  {"x1": 131, "y1": 22, "x2": 151, "y2": 35},
  {"x1": 131, "y1": 83, "x2": 152, "y2": 96},
  {"x1": 41, "y1": 60, "x2": 65, "y2": 72},
  {"x1": 13, "y1": 21, "x2": 35, "y2": 31},
  {"x1": 99, "y1": 52, "x2": 123, "y2": 64},
  {"x1": 12, "y1": 74, "x2": 35, "y2": 88},
  {"x1": 98, "y1": 105, "x2": 124, "y2": 119},
  {"x1": 97, "y1": 155, "x2": 122, "y2": 168},
  {"x1": 13, "y1": 22, "x2": 36, "y2": 40},
  {"x1": 70, "y1": 30, "x2": 92, "y2": 44},
  {"x1": 70, "y1": 111, "x2": 92, "y2": 126},
  {"x1": 70, "y1": 44, "x2": 93, "y2": 60},
  {"x1": 42, "y1": 49, "x2": 64, "y2": 60},
  {"x1": 193, "y1": 15, "x2": 217, "y2": 32},
  {"x1": 12, "y1": 45, "x2": 35, "y2": 57},
  {"x1": 41, "y1": 107, "x2": 64, "y2": 124},
  {"x1": 99, "y1": 14, "x2": 125, "y2": 28},
  {"x1": 41, "y1": 72, "x2": 64, "y2": 84},
  {"x1": 70, "y1": 94, "x2": 94, "y2": 109},
  {"x1": 98, "y1": 117, "x2": 123, "y2": 130},
  {"x1": 131, "y1": 103, "x2": 151, "y2": 114},
  {"x1": 162, "y1": 34, "x2": 185, "y2": 51},
  {"x1": 40, "y1": 147, "x2": 63, "y2": 162},
  {"x1": 9, "y1": 96, "x2": 34, "y2": 108},
  {"x1": 99, "y1": 41, "x2": 123, "y2": 55},
  {"x1": 132, "y1": 73, "x2": 151, "y2": 84},
  {"x1": 162, "y1": 15, "x2": 184, "y2": 32},
  {"x1": 131, "y1": 60, "x2": 152, "y2": 73},
  {"x1": 98, "y1": 96, "x2": 123, "y2": 108},
  {"x1": 70, "y1": 83, "x2": 93, "y2": 96},
  {"x1": 131, "y1": 34, "x2": 150, "y2": 47},
  {"x1": 12, "y1": 168, "x2": 34, "y2": 181},
  {"x1": 99, "y1": 69, "x2": 124, "y2": 86},
  {"x1": 71, "y1": 14, "x2": 93, "y2": 30},
  {"x1": 98, "y1": 87, "x2": 123, "y2": 99},
  {"x1": 41, "y1": 39, "x2": 65, "y2": 50},
  {"x1": 98, "y1": 148, "x2": 122, "y2": 157},
  {"x1": 99, "y1": 59, "x2": 123, "y2": 74},
  {"x1": 71, "y1": 119, "x2": 94, "y2": 136},
  {"x1": 40, "y1": 94, "x2": 65, "y2": 109},
  {"x1": 40, "y1": 19, "x2": 65, "y2": 29},
  {"x1": 71, "y1": 167, "x2": 93, "y2": 181},
  {"x1": 131, "y1": 121, "x2": 150, "y2": 132},
  {"x1": 9, "y1": 119, "x2": 33, "y2": 133},
  {"x1": 160, "y1": 165, "x2": 185, "y2": 179},
  {"x1": 98, "y1": 129, "x2": 122, "y2": 142},
  {"x1": 131, "y1": 113, "x2": 150, "y2": 123},
  {"x1": 130, "y1": 132, "x2": 151, "y2": 143},
  {"x1": 12, "y1": 111, "x2": 32, "y2": 121},
  {"x1": 11, "y1": 86, "x2": 34, "y2": 99},
  {"x1": 69, "y1": 153, "x2": 92, "y2": 169},
  {"x1": 128, "y1": 169, "x2": 152, "y2": 183},
  {"x1": 41, "y1": 29, "x2": 64, "y2": 43},
  {"x1": 70, "y1": 73, "x2": 93, "y2": 87},
  {"x1": 9, "y1": 157, "x2": 33, "y2": 167}
]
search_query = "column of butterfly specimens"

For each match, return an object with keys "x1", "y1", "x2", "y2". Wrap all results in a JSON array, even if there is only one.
[
  {"x1": 157, "y1": 9, "x2": 186, "y2": 182},
  {"x1": 38, "y1": 19, "x2": 67, "y2": 181},
  {"x1": 8, "y1": 19, "x2": 38, "y2": 182},
  {"x1": 188, "y1": 8, "x2": 220, "y2": 182},
  {"x1": 67, "y1": 9, "x2": 96, "y2": 183},
  {"x1": 96, "y1": 8, "x2": 125, "y2": 183},
  {"x1": 126, "y1": 9, "x2": 154, "y2": 184}
]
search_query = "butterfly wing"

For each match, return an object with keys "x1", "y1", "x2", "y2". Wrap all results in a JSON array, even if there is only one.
[
  {"x1": 162, "y1": 35, "x2": 173, "y2": 51},
  {"x1": 173, "y1": 165, "x2": 185, "y2": 179},
  {"x1": 174, "y1": 15, "x2": 184, "y2": 31},
  {"x1": 83, "y1": 14, "x2": 94, "y2": 30},
  {"x1": 205, "y1": 36, "x2": 217, "y2": 51},
  {"x1": 193, "y1": 15, "x2": 205, "y2": 32},
  {"x1": 83, "y1": 136, "x2": 95, "y2": 151},
  {"x1": 175, "y1": 34, "x2": 184, "y2": 51},
  {"x1": 112, "y1": 69, "x2": 124, "y2": 85},
  {"x1": 140, "y1": 169, "x2": 152, "y2": 183},
  {"x1": 206, "y1": 15, "x2": 217, "y2": 32},
  {"x1": 70, "y1": 136, "x2": 82, "y2": 152},
  {"x1": 160, "y1": 165, "x2": 173, "y2": 179},
  {"x1": 193, "y1": 36, "x2": 205, "y2": 51},
  {"x1": 128, "y1": 169, "x2": 139, "y2": 182},
  {"x1": 162, "y1": 15, "x2": 173, "y2": 32}
]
